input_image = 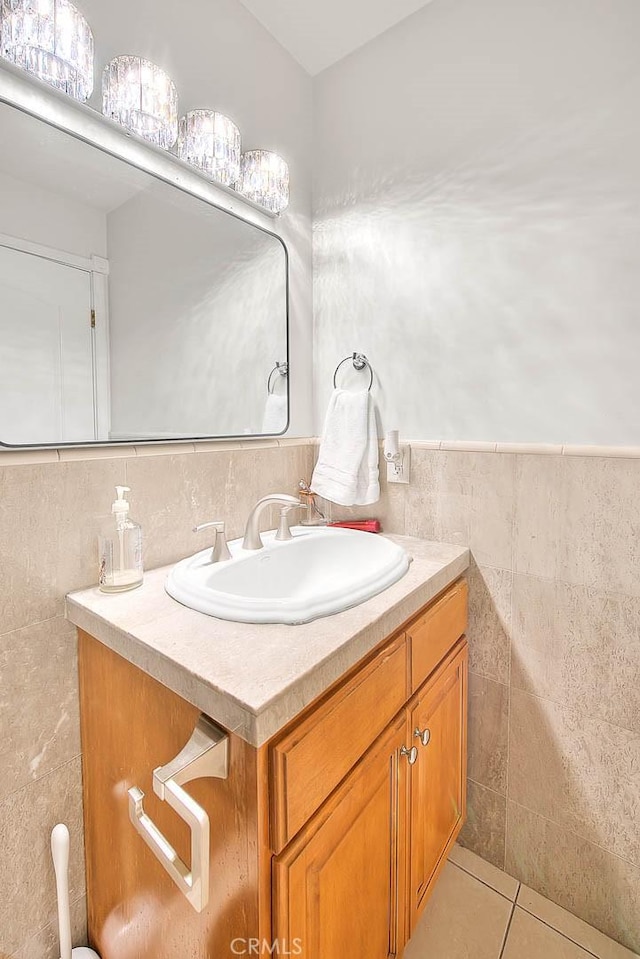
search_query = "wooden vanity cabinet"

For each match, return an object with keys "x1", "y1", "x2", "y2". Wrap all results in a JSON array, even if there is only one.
[
  {"x1": 270, "y1": 639, "x2": 467, "y2": 958},
  {"x1": 78, "y1": 578, "x2": 468, "y2": 959},
  {"x1": 272, "y1": 712, "x2": 409, "y2": 959},
  {"x1": 406, "y1": 643, "x2": 467, "y2": 937}
]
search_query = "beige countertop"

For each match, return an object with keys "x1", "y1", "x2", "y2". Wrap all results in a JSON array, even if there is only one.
[{"x1": 66, "y1": 535, "x2": 469, "y2": 747}]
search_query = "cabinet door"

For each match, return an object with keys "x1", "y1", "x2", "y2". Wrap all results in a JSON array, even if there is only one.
[
  {"x1": 407, "y1": 641, "x2": 468, "y2": 934},
  {"x1": 273, "y1": 713, "x2": 409, "y2": 959}
]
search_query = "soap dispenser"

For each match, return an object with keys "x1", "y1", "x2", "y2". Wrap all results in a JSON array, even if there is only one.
[{"x1": 98, "y1": 486, "x2": 143, "y2": 592}]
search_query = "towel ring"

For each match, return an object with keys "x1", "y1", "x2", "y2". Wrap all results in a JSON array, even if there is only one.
[
  {"x1": 333, "y1": 353, "x2": 373, "y2": 392},
  {"x1": 268, "y1": 361, "x2": 288, "y2": 395}
]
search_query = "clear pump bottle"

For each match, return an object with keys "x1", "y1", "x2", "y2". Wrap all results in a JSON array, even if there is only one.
[{"x1": 98, "y1": 486, "x2": 143, "y2": 592}]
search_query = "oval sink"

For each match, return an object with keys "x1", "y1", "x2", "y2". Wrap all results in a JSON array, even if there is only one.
[{"x1": 166, "y1": 526, "x2": 411, "y2": 624}]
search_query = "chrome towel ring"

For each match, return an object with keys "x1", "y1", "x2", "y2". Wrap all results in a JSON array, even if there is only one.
[
  {"x1": 333, "y1": 353, "x2": 373, "y2": 392},
  {"x1": 268, "y1": 361, "x2": 288, "y2": 394}
]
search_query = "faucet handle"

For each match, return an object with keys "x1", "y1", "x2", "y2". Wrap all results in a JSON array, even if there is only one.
[
  {"x1": 193, "y1": 521, "x2": 232, "y2": 563},
  {"x1": 275, "y1": 503, "x2": 308, "y2": 542}
]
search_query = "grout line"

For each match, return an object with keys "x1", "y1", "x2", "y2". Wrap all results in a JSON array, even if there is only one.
[
  {"x1": 467, "y1": 776, "x2": 507, "y2": 798},
  {"x1": 448, "y1": 859, "x2": 517, "y2": 904},
  {"x1": 0, "y1": 611, "x2": 66, "y2": 640},
  {"x1": 506, "y1": 798, "x2": 640, "y2": 871},
  {"x1": 0, "y1": 752, "x2": 82, "y2": 805},
  {"x1": 405, "y1": 441, "x2": 640, "y2": 459},
  {"x1": 12, "y1": 892, "x2": 87, "y2": 957},
  {"x1": 450, "y1": 856, "x2": 629, "y2": 959},
  {"x1": 513, "y1": 903, "x2": 607, "y2": 959},
  {"x1": 510, "y1": 568, "x2": 640, "y2": 603},
  {"x1": 507, "y1": 686, "x2": 640, "y2": 738},
  {"x1": 497, "y1": 899, "x2": 517, "y2": 959}
]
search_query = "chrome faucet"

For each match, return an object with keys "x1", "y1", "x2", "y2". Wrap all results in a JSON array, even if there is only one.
[
  {"x1": 242, "y1": 493, "x2": 305, "y2": 550},
  {"x1": 193, "y1": 520, "x2": 231, "y2": 563}
]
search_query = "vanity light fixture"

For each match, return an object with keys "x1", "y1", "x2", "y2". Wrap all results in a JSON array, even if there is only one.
[
  {"x1": 0, "y1": 0, "x2": 94, "y2": 101},
  {"x1": 177, "y1": 110, "x2": 241, "y2": 186},
  {"x1": 237, "y1": 150, "x2": 289, "y2": 214},
  {"x1": 102, "y1": 55, "x2": 178, "y2": 149}
]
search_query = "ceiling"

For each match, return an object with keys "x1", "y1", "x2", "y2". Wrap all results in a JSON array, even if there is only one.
[{"x1": 237, "y1": 0, "x2": 436, "y2": 76}]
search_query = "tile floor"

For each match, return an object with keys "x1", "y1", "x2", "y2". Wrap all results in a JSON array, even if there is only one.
[{"x1": 405, "y1": 845, "x2": 639, "y2": 959}]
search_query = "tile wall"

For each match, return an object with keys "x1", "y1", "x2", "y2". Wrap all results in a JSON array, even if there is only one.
[
  {"x1": 343, "y1": 444, "x2": 639, "y2": 953},
  {"x1": 2, "y1": 439, "x2": 638, "y2": 955},
  {"x1": 0, "y1": 439, "x2": 315, "y2": 959}
]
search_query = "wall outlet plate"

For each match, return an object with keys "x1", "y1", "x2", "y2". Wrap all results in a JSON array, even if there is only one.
[{"x1": 386, "y1": 445, "x2": 411, "y2": 484}]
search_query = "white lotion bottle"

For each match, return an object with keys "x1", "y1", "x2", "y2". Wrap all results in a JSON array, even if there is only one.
[{"x1": 98, "y1": 485, "x2": 143, "y2": 592}]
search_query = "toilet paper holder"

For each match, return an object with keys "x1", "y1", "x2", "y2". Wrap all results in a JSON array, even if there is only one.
[{"x1": 128, "y1": 714, "x2": 229, "y2": 913}]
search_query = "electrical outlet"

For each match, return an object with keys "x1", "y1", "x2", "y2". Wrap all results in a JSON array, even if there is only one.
[{"x1": 386, "y1": 445, "x2": 411, "y2": 484}]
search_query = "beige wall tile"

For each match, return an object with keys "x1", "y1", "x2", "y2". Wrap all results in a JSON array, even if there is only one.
[
  {"x1": 517, "y1": 886, "x2": 640, "y2": 959},
  {"x1": 13, "y1": 895, "x2": 87, "y2": 959},
  {"x1": 326, "y1": 463, "x2": 407, "y2": 534},
  {"x1": 467, "y1": 562, "x2": 512, "y2": 685},
  {"x1": 562, "y1": 445, "x2": 640, "y2": 459},
  {"x1": 132, "y1": 443, "x2": 197, "y2": 457},
  {"x1": 0, "y1": 450, "x2": 59, "y2": 465},
  {"x1": 449, "y1": 843, "x2": 519, "y2": 900},
  {"x1": 496, "y1": 443, "x2": 564, "y2": 455},
  {"x1": 514, "y1": 454, "x2": 640, "y2": 596},
  {"x1": 468, "y1": 673, "x2": 509, "y2": 795},
  {"x1": 124, "y1": 449, "x2": 236, "y2": 569},
  {"x1": 440, "y1": 441, "x2": 498, "y2": 453},
  {"x1": 124, "y1": 443, "x2": 315, "y2": 570},
  {"x1": 405, "y1": 449, "x2": 516, "y2": 568},
  {"x1": 506, "y1": 802, "x2": 640, "y2": 953},
  {"x1": 0, "y1": 758, "x2": 85, "y2": 958},
  {"x1": 503, "y1": 908, "x2": 593, "y2": 959},
  {"x1": 404, "y1": 862, "x2": 513, "y2": 959},
  {"x1": 58, "y1": 445, "x2": 132, "y2": 461},
  {"x1": 459, "y1": 779, "x2": 507, "y2": 870},
  {"x1": 512, "y1": 574, "x2": 640, "y2": 733},
  {"x1": 0, "y1": 459, "x2": 125, "y2": 634},
  {"x1": 0, "y1": 618, "x2": 80, "y2": 802},
  {"x1": 509, "y1": 690, "x2": 640, "y2": 868}
]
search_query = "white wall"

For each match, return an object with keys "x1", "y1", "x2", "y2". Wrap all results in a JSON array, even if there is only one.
[
  {"x1": 107, "y1": 185, "x2": 287, "y2": 436},
  {"x1": 80, "y1": 0, "x2": 314, "y2": 437},
  {"x1": 0, "y1": 167, "x2": 107, "y2": 257},
  {"x1": 313, "y1": 0, "x2": 640, "y2": 445}
]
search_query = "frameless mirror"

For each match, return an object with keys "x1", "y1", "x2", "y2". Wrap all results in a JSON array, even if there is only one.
[{"x1": 0, "y1": 89, "x2": 289, "y2": 448}]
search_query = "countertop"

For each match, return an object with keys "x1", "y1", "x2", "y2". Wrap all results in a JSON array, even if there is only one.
[{"x1": 66, "y1": 535, "x2": 469, "y2": 746}]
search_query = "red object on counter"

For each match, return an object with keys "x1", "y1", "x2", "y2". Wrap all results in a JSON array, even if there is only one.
[{"x1": 328, "y1": 519, "x2": 381, "y2": 533}]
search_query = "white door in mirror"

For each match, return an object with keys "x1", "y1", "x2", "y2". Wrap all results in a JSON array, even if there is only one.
[{"x1": 165, "y1": 527, "x2": 411, "y2": 625}]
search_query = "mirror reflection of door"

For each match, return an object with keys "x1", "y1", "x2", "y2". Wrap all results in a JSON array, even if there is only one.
[{"x1": 0, "y1": 242, "x2": 97, "y2": 444}]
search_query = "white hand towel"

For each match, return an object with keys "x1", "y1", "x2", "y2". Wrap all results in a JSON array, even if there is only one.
[
  {"x1": 262, "y1": 393, "x2": 288, "y2": 433},
  {"x1": 311, "y1": 389, "x2": 380, "y2": 507}
]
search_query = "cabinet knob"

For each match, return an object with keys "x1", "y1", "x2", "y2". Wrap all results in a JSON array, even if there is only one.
[
  {"x1": 414, "y1": 726, "x2": 431, "y2": 747},
  {"x1": 400, "y1": 745, "x2": 418, "y2": 765}
]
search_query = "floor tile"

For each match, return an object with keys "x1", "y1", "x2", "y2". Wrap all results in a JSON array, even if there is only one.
[
  {"x1": 449, "y1": 843, "x2": 519, "y2": 901},
  {"x1": 404, "y1": 862, "x2": 513, "y2": 959},
  {"x1": 503, "y1": 909, "x2": 595, "y2": 959},
  {"x1": 517, "y1": 886, "x2": 640, "y2": 959}
]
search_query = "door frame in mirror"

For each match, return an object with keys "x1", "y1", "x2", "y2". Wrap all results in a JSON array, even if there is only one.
[{"x1": 0, "y1": 62, "x2": 290, "y2": 450}]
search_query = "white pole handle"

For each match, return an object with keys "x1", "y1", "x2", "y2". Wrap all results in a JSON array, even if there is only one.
[{"x1": 51, "y1": 823, "x2": 72, "y2": 959}]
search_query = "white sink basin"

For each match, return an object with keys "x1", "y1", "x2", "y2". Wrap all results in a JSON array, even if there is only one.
[{"x1": 166, "y1": 526, "x2": 411, "y2": 624}]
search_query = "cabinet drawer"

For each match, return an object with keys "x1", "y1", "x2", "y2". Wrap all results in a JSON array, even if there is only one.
[
  {"x1": 409, "y1": 579, "x2": 468, "y2": 692},
  {"x1": 270, "y1": 633, "x2": 407, "y2": 853}
]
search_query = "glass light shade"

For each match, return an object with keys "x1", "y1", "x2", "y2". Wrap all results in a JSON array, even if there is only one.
[
  {"x1": 0, "y1": 0, "x2": 93, "y2": 101},
  {"x1": 102, "y1": 55, "x2": 178, "y2": 150},
  {"x1": 177, "y1": 110, "x2": 241, "y2": 186},
  {"x1": 237, "y1": 150, "x2": 289, "y2": 214}
]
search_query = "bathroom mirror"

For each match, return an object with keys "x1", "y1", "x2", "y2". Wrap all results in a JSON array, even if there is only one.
[{"x1": 0, "y1": 77, "x2": 289, "y2": 448}]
